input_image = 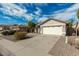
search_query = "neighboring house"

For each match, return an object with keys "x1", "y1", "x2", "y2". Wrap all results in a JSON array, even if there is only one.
[
  {"x1": 0, "y1": 25, "x2": 20, "y2": 31},
  {"x1": 0, "y1": 26, "x2": 3, "y2": 31},
  {"x1": 10, "y1": 25, "x2": 20, "y2": 31},
  {"x1": 36, "y1": 19, "x2": 66, "y2": 36},
  {"x1": 10, "y1": 25, "x2": 27, "y2": 31},
  {"x1": 0, "y1": 25, "x2": 28, "y2": 32},
  {"x1": 0, "y1": 25, "x2": 9, "y2": 31}
]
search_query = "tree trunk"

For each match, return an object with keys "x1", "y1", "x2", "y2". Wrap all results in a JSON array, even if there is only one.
[{"x1": 75, "y1": 22, "x2": 78, "y2": 36}]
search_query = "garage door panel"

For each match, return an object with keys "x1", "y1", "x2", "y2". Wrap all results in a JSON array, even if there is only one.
[{"x1": 43, "y1": 26, "x2": 63, "y2": 35}]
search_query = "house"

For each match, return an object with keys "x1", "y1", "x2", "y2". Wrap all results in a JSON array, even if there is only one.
[
  {"x1": 10, "y1": 25, "x2": 28, "y2": 31},
  {"x1": 0, "y1": 24, "x2": 28, "y2": 32},
  {"x1": 36, "y1": 19, "x2": 66, "y2": 36},
  {"x1": 9, "y1": 25, "x2": 20, "y2": 31},
  {"x1": 0, "y1": 25, "x2": 8, "y2": 31},
  {"x1": 0, "y1": 25, "x2": 3, "y2": 31}
]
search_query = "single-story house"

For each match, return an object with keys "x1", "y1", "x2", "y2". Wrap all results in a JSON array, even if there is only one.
[
  {"x1": 0, "y1": 25, "x2": 28, "y2": 32},
  {"x1": 0, "y1": 25, "x2": 6, "y2": 31},
  {"x1": 36, "y1": 19, "x2": 66, "y2": 36},
  {"x1": 0, "y1": 26, "x2": 3, "y2": 31},
  {"x1": 9, "y1": 25, "x2": 20, "y2": 31}
]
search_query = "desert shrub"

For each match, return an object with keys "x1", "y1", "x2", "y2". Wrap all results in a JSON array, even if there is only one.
[
  {"x1": 68, "y1": 36, "x2": 76, "y2": 45},
  {"x1": 75, "y1": 39, "x2": 79, "y2": 49},
  {"x1": 1, "y1": 30, "x2": 16, "y2": 35},
  {"x1": 14, "y1": 32, "x2": 27, "y2": 40},
  {"x1": 1, "y1": 30, "x2": 9, "y2": 35},
  {"x1": 8, "y1": 30, "x2": 16, "y2": 35}
]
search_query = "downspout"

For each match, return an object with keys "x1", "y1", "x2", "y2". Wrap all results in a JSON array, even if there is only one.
[
  {"x1": 65, "y1": 24, "x2": 68, "y2": 43},
  {"x1": 75, "y1": 22, "x2": 78, "y2": 37}
]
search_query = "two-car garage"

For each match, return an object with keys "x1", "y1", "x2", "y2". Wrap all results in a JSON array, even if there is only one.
[
  {"x1": 42, "y1": 26, "x2": 63, "y2": 35},
  {"x1": 38, "y1": 19, "x2": 66, "y2": 36}
]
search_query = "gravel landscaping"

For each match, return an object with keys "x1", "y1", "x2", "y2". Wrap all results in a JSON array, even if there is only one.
[
  {"x1": 49, "y1": 36, "x2": 79, "y2": 56},
  {"x1": 1, "y1": 33, "x2": 38, "y2": 42}
]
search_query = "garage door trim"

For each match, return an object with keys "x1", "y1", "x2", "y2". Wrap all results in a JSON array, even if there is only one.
[{"x1": 42, "y1": 25, "x2": 64, "y2": 35}]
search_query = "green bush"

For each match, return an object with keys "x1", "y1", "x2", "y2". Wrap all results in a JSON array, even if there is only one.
[
  {"x1": 1, "y1": 30, "x2": 16, "y2": 35},
  {"x1": 14, "y1": 32, "x2": 27, "y2": 40}
]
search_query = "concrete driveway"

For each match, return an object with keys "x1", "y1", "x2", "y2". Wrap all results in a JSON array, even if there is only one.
[{"x1": 0, "y1": 34, "x2": 61, "y2": 56}]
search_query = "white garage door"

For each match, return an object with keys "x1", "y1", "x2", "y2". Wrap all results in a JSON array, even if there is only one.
[{"x1": 42, "y1": 26, "x2": 63, "y2": 35}]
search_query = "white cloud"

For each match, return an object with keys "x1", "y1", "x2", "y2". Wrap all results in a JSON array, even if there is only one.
[
  {"x1": 53, "y1": 8, "x2": 66, "y2": 14},
  {"x1": 34, "y1": 7, "x2": 42, "y2": 16},
  {"x1": 39, "y1": 4, "x2": 79, "y2": 22},
  {"x1": 54, "y1": 4, "x2": 79, "y2": 14},
  {"x1": 23, "y1": 14, "x2": 33, "y2": 21},
  {"x1": 1, "y1": 3, "x2": 27, "y2": 16},
  {"x1": 3, "y1": 16, "x2": 12, "y2": 19},
  {"x1": 3, "y1": 16, "x2": 19, "y2": 23},
  {"x1": 37, "y1": 17, "x2": 48, "y2": 23},
  {"x1": 0, "y1": 3, "x2": 34, "y2": 21},
  {"x1": 0, "y1": 16, "x2": 19, "y2": 24},
  {"x1": 53, "y1": 12, "x2": 76, "y2": 20},
  {"x1": 51, "y1": 4, "x2": 79, "y2": 21},
  {"x1": 65, "y1": 4, "x2": 79, "y2": 12},
  {"x1": 0, "y1": 3, "x2": 78, "y2": 24}
]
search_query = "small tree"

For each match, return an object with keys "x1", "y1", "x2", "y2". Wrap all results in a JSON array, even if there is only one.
[
  {"x1": 66, "y1": 20, "x2": 73, "y2": 27},
  {"x1": 65, "y1": 19, "x2": 74, "y2": 43},
  {"x1": 66, "y1": 19, "x2": 74, "y2": 36},
  {"x1": 27, "y1": 20, "x2": 37, "y2": 33}
]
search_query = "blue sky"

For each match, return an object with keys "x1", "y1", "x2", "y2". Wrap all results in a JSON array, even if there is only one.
[{"x1": 0, "y1": 3, "x2": 78, "y2": 25}]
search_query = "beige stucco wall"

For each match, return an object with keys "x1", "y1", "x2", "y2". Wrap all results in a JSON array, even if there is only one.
[
  {"x1": 39, "y1": 20, "x2": 66, "y2": 35},
  {"x1": 40, "y1": 20, "x2": 66, "y2": 27}
]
